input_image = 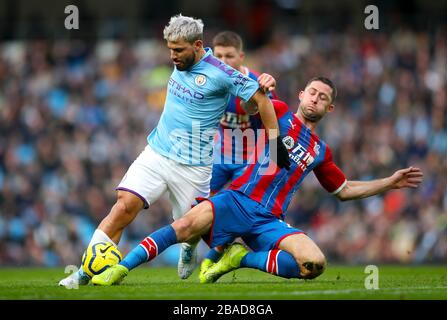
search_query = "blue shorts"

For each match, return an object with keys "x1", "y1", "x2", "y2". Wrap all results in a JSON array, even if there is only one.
[
  {"x1": 210, "y1": 163, "x2": 247, "y2": 193},
  {"x1": 201, "y1": 190, "x2": 303, "y2": 252}
]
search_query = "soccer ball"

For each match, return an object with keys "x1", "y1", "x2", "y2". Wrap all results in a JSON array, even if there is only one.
[{"x1": 81, "y1": 242, "x2": 122, "y2": 277}]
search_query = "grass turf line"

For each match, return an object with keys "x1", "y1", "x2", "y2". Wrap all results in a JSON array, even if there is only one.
[{"x1": 0, "y1": 265, "x2": 446, "y2": 300}]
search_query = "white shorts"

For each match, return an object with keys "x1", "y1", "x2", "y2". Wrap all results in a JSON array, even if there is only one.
[{"x1": 117, "y1": 144, "x2": 212, "y2": 220}]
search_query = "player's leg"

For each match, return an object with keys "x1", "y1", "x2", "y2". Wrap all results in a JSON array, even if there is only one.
[
  {"x1": 239, "y1": 227, "x2": 326, "y2": 280},
  {"x1": 58, "y1": 190, "x2": 145, "y2": 287},
  {"x1": 169, "y1": 191, "x2": 201, "y2": 279},
  {"x1": 199, "y1": 162, "x2": 249, "y2": 277},
  {"x1": 199, "y1": 163, "x2": 232, "y2": 276},
  {"x1": 96, "y1": 191, "x2": 145, "y2": 244},
  {"x1": 93, "y1": 189, "x2": 252, "y2": 285},
  {"x1": 237, "y1": 234, "x2": 326, "y2": 280},
  {"x1": 91, "y1": 201, "x2": 214, "y2": 285},
  {"x1": 240, "y1": 233, "x2": 326, "y2": 279},
  {"x1": 205, "y1": 163, "x2": 251, "y2": 263},
  {"x1": 197, "y1": 191, "x2": 275, "y2": 283},
  {"x1": 167, "y1": 162, "x2": 213, "y2": 279},
  {"x1": 202, "y1": 216, "x2": 326, "y2": 282},
  {"x1": 58, "y1": 145, "x2": 167, "y2": 287},
  {"x1": 276, "y1": 233, "x2": 326, "y2": 279}
]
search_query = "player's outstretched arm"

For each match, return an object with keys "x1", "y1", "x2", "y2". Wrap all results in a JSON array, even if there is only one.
[{"x1": 336, "y1": 167, "x2": 423, "y2": 201}]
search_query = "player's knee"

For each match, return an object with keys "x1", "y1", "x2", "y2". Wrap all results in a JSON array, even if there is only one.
[
  {"x1": 114, "y1": 199, "x2": 132, "y2": 217},
  {"x1": 299, "y1": 252, "x2": 327, "y2": 280},
  {"x1": 113, "y1": 193, "x2": 141, "y2": 220},
  {"x1": 172, "y1": 216, "x2": 194, "y2": 242}
]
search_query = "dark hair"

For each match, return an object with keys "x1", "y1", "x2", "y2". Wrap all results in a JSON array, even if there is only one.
[
  {"x1": 212, "y1": 31, "x2": 243, "y2": 51},
  {"x1": 305, "y1": 76, "x2": 337, "y2": 103}
]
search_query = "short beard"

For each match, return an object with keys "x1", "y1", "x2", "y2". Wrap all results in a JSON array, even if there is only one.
[
  {"x1": 176, "y1": 52, "x2": 196, "y2": 71},
  {"x1": 301, "y1": 107, "x2": 322, "y2": 122}
]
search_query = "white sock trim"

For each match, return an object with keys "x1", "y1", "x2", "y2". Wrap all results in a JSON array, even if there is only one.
[{"x1": 88, "y1": 229, "x2": 118, "y2": 248}]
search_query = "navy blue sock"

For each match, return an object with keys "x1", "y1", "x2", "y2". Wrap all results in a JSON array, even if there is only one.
[
  {"x1": 240, "y1": 250, "x2": 300, "y2": 279},
  {"x1": 120, "y1": 225, "x2": 177, "y2": 270},
  {"x1": 205, "y1": 247, "x2": 223, "y2": 262}
]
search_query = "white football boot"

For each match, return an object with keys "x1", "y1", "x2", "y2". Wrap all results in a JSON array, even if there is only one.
[
  {"x1": 177, "y1": 243, "x2": 198, "y2": 279},
  {"x1": 58, "y1": 267, "x2": 91, "y2": 288}
]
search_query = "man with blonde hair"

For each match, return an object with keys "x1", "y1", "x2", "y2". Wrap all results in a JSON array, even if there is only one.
[{"x1": 59, "y1": 14, "x2": 289, "y2": 287}]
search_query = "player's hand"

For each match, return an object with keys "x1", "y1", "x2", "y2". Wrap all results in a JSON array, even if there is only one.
[
  {"x1": 389, "y1": 167, "x2": 423, "y2": 189},
  {"x1": 269, "y1": 136, "x2": 291, "y2": 170},
  {"x1": 258, "y1": 73, "x2": 276, "y2": 93}
]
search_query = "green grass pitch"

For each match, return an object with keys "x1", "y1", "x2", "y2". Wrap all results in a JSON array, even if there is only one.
[{"x1": 1, "y1": 265, "x2": 446, "y2": 300}]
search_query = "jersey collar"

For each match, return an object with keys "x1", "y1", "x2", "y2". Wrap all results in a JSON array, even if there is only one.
[{"x1": 189, "y1": 47, "x2": 212, "y2": 71}]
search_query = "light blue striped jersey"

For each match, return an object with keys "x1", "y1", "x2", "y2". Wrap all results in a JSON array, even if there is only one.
[{"x1": 147, "y1": 47, "x2": 259, "y2": 165}]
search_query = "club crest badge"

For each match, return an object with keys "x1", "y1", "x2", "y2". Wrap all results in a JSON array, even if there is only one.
[
  {"x1": 282, "y1": 136, "x2": 295, "y2": 150},
  {"x1": 195, "y1": 74, "x2": 207, "y2": 86}
]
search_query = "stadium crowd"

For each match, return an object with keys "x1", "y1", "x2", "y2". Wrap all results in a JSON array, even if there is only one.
[{"x1": 0, "y1": 27, "x2": 446, "y2": 267}]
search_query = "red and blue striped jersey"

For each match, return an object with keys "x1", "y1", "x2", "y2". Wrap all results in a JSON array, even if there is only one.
[
  {"x1": 213, "y1": 68, "x2": 277, "y2": 164},
  {"x1": 230, "y1": 99, "x2": 347, "y2": 217}
]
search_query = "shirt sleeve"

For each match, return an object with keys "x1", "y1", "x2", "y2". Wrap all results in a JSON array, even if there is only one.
[
  {"x1": 313, "y1": 145, "x2": 347, "y2": 194},
  {"x1": 224, "y1": 68, "x2": 260, "y2": 102}
]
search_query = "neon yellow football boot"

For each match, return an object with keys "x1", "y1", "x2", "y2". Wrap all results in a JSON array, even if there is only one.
[
  {"x1": 201, "y1": 243, "x2": 248, "y2": 284},
  {"x1": 198, "y1": 258, "x2": 215, "y2": 284},
  {"x1": 91, "y1": 264, "x2": 129, "y2": 286}
]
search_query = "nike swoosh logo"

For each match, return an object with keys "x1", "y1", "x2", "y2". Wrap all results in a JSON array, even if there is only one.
[
  {"x1": 105, "y1": 271, "x2": 113, "y2": 283},
  {"x1": 100, "y1": 245, "x2": 112, "y2": 254}
]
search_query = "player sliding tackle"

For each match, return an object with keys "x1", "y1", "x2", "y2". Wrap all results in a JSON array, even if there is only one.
[
  {"x1": 91, "y1": 77, "x2": 423, "y2": 286},
  {"x1": 59, "y1": 14, "x2": 289, "y2": 287}
]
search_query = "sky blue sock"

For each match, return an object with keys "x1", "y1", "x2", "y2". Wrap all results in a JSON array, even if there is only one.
[
  {"x1": 240, "y1": 250, "x2": 300, "y2": 278},
  {"x1": 205, "y1": 247, "x2": 223, "y2": 262},
  {"x1": 120, "y1": 225, "x2": 177, "y2": 270}
]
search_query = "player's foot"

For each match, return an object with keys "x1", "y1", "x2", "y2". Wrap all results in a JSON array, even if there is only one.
[
  {"x1": 58, "y1": 268, "x2": 91, "y2": 288},
  {"x1": 178, "y1": 243, "x2": 198, "y2": 279},
  {"x1": 198, "y1": 258, "x2": 214, "y2": 284},
  {"x1": 91, "y1": 264, "x2": 129, "y2": 286},
  {"x1": 201, "y1": 243, "x2": 248, "y2": 284}
]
